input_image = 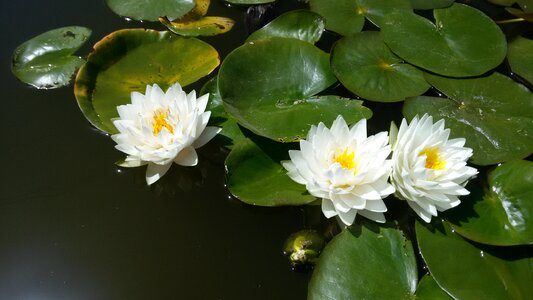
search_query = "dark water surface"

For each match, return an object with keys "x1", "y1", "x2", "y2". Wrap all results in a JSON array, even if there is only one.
[{"x1": 0, "y1": 1, "x2": 311, "y2": 299}]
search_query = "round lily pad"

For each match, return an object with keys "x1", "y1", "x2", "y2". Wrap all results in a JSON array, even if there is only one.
[
  {"x1": 12, "y1": 26, "x2": 91, "y2": 89},
  {"x1": 416, "y1": 220, "x2": 533, "y2": 299},
  {"x1": 74, "y1": 29, "x2": 219, "y2": 133},
  {"x1": 246, "y1": 10, "x2": 325, "y2": 44},
  {"x1": 225, "y1": 138, "x2": 316, "y2": 206},
  {"x1": 409, "y1": 0, "x2": 454, "y2": 9},
  {"x1": 309, "y1": 224, "x2": 417, "y2": 299},
  {"x1": 403, "y1": 72, "x2": 533, "y2": 165},
  {"x1": 331, "y1": 31, "x2": 429, "y2": 102},
  {"x1": 309, "y1": 0, "x2": 412, "y2": 35},
  {"x1": 446, "y1": 160, "x2": 533, "y2": 246},
  {"x1": 105, "y1": 0, "x2": 194, "y2": 21},
  {"x1": 508, "y1": 36, "x2": 533, "y2": 84},
  {"x1": 382, "y1": 3, "x2": 507, "y2": 77},
  {"x1": 218, "y1": 37, "x2": 372, "y2": 142}
]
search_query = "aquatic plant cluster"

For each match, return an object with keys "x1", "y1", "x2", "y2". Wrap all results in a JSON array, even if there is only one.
[{"x1": 12, "y1": 0, "x2": 533, "y2": 298}]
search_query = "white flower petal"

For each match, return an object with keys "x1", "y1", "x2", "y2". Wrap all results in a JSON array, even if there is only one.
[
  {"x1": 321, "y1": 198, "x2": 338, "y2": 218},
  {"x1": 358, "y1": 210, "x2": 386, "y2": 223},
  {"x1": 338, "y1": 209, "x2": 357, "y2": 226},
  {"x1": 145, "y1": 162, "x2": 172, "y2": 185},
  {"x1": 174, "y1": 146, "x2": 198, "y2": 166},
  {"x1": 111, "y1": 82, "x2": 216, "y2": 183}
]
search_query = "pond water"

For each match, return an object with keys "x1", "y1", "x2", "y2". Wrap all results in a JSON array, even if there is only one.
[{"x1": 0, "y1": 1, "x2": 313, "y2": 299}]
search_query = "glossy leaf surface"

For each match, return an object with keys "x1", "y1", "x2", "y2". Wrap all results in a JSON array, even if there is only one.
[
  {"x1": 403, "y1": 72, "x2": 533, "y2": 165},
  {"x1": 382, "y1": 4, "x2": 507, "y2": 77},
  {"x1": 331, "y1": 31, "x2": 429, "y2": 102},
  {"x1": 446, "y1": 160, "x2": 533, "y2": 246},
  {"x1": 225, "y1": 138, "x2": 316, "y2": 206},
  {"x1": 160, "y1": 16, "x2": 235, "y2": 36},
  {"x1": 106, "y1": 0, "x2": 195, "y2": 21},
  {"x1": 309, "y1": 225, "x2": 417, "y2": 299},
  {"x1": 409, "y1": 0, "x2": 454, "y2": 9},
  {"x1": 508, "y1": 36, "x2": 533, "y2": 84},
  {"x1": 219, "y1": 37, "x2": 371, "y2": 142},
  {"x1": 416, "y1": 220, "x2": 533, "y2": 299},
  {"x1": 246, "y1": 10, "x2": 325, "y2": 44},
  {"x1": 12, "y1": 26, "x2": 91, "y2": 89}
]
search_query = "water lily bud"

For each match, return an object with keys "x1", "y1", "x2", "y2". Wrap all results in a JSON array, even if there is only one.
[{"x1": 283, "y1": 230, "x2": 325, "y2": 269}]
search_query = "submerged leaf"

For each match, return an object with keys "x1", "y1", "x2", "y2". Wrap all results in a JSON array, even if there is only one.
[{"x1": 12, "y1": 26, "x2": 91, "y2": 89}]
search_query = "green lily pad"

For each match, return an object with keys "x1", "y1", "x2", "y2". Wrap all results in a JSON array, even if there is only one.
[
  {"x1": 105, "y1": 0, "x2": 195, "y2": 21},
  {"x1": 309, "y1": 0, "x2": 412, "y2": 36},
  {"x1": 415, "y1": 275, "x2": 451, "y2": 299},
  {"x1": 416, "y1": 220, "x2": 533, "y2": 299},
  {"x1": 331, "y1": 31, "x2": 429, "y2": 102},
  {"x1": 246, "y1": 10, "x2": 325, "y2": 44},
  {"x1": 12, "y1": 26, "x2": 91, "y2": 89},
  {"x1": 218, "y1": 37, "x2": 372, "y2": 142},
  {"x1": 200, "y1": 77, "x2": 245, "y2": 147},
  {"x1": 445, "y1": 160, "x2": 533, "y2": 246},
  {"x1": 508, "y1": 36, "x2": 533, "y2": 84},
  {"x1": 382, "y1": 3, "x2": 507, "y2": 77},
  {"x1": 225, "y1": 138, "x2": 316, "y2": 206},
  {"x1": 403, "y1": 72, "x2": 533, "y2": 165},
  {"x1": 308, "y1": 224, "x2": 417, "y2": 299},
  {"x1": 409, "y1": 0, "x2": 454, "y2": 9},
  {"x1": 74, "y1": 29, "x2": 219, "y2": 133},
  {"x1": 160, "y1": 16, "x2": 235, "y2": 36}
]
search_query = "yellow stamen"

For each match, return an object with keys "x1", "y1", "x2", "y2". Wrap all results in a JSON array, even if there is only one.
[
  {"x1": 334, "y1": 149, "x2": 357, "y2": 171},
  {"x1": 152, "y1": 110, "x2": 174, "y2": 135},
  {"x1": 419, "y1": 147, "x2": 446, "y2": 170}
]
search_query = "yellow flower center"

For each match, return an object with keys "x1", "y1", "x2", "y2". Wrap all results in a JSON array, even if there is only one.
[
  {"x1": 152, "y1": 110, "x2": 174, "y2": 135},
  {"x1": 334, "y1": 149, "x2": 357, "y2": 171},
  {"x1": 419, "y1": 147, "x2": 446, "y2": 170}
]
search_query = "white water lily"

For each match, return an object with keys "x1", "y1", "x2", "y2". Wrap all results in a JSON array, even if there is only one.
[
  {"x1": 111, "y1": 82, "x2": 220, "y2": 185},
  {"x1": 282, "y1": 116, "x2": 395, "y2": 226},
  {"x1": 390, "y1": 114, "x2": 477, "y2": 222}
]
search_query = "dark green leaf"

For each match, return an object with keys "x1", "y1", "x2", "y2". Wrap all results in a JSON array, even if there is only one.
[
  {"x1": 416, "y1": 220, "x2": 533, "y2": 299},
  {"x1": 415, "y1": 275, "x2": 451, "y2": 299},
  {"x1": 74, "y1": 29, "x2": 219, "y2": 133},
  {"x1": 382, "y1": 4, "x2": 507, "y2": 77},
  {"x1": 309, "y1": 0, "x2": 411, "y2": 35},
  {"x1": 246, "y1": 10, "x2": 325, "y2": 44},
  {"x1": 105, "y1": 0, "x2": 195, "y2": 21},
  {"x1": 403, "y1": 72, "x2": 533, "y2": 165},
  {"x1": 446, "y1": 160, "x2": 533, "y2": 246},
  {"x1": 12, "y1": 26, "x2": 91, "y2": 89},
  {"x1": 309, "y1": 224, "x2": 417, "y2": 299},
  {"x1": 331, "y1": 31, "x2": 429, "y2": 102},
  {"x1": 219, "y1": 37, "x2": 371, "y2": 142},
  {"x1": 225, "y1": 138, "x2": 316, "y2": 206},
  {"x1": 409, "y1": 0, "x2": 454, "y2": 9},
  {"x1": 508, "y1": 36, "x2": 533, "y2": 84}
]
